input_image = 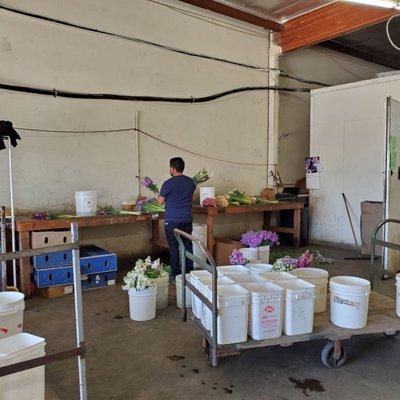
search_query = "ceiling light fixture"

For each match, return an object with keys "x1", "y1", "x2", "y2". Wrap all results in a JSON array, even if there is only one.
[{"x1": 346, "y1": 0, "x2": 400, "y2": 8}]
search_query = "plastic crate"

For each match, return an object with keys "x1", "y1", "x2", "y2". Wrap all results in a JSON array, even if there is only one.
[
  {"x1": 32, "y1": 230, "x2": 71, "y2": 249},
  {"x1": 33, "y1": 266, "x2": 73, "y2": 288},
  {"x1": 81, "y1": 272, "x2": 116, "y2": 290},
  {"x1": 33, "y1": 250, "x2": 72, "y2": 269},
  {"x1": 80, "y1": 246, "x2": 117, "y2": 274}
]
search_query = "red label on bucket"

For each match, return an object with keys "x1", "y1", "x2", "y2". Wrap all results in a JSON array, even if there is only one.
[
  {"x1": 264, "y1": 306, "x2": 275, "y2": 313},
  {"x1": 0, "y1": 327, "x2": 8, "y2": 335}
]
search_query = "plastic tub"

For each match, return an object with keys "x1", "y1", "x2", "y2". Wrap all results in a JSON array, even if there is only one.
[
  {"x1": 175, "y1": 274, "x2": 192, "y2": 309},
  {"x1": 128, "y1": 286, "x2": 157, "y2": 321},
  {"x1": 240, "y1": 248, "x2": 259, "y2": 263},
  {"x1": 241, "y1": 282, "x2": 284, "y2": 340},
  {"x1": 190, "y1": 270, "x2": 212, "y2": 319},
  {"x1": 258, "y1": 246, "x2": 270, "y2": 263},
  {"x1": 330, "y1": 276, "x2": 371, "y2": 329},
  {"x1": 192, "y1": 223, "x2": 207, "y2": 269},
  {"x1": 151, "y1": 275, "x2": 169, "y2": 309},
  {"x1": 291, "y1": 268, "x2": 329, "y2": 313},
  {"x1": 0, "y1": 292, "x2": 25, "y2": 339},
  {"x1": 247, "y1": 263, "x2": 273, "y2": 275},
  {"x1": 217, "y1": 265, "x2": 249, "y2": 275},
  {"x1": 396, "y1": 274, "x2": 400, "y2": 318},
  {"x1": 260, "y1": 271, "x2": 298, "y2": 282},
  {"x1": 277, "y1": 279, "x2": 316, "y2": 335},
  {"x1": 204, "y1": 284, "x2": 249, "y2": 344},
  {"x1": 0, "y1": 333, "x2": 45, "y2": 400},
  {"x1": 228, "y1": 274, "x2": 267, "y2": 284},
  {"x1": 197, "y1": 276, "x2": 234, "y2": 330},
  {"x1": 200, "y1": 187, "x2": 215, "y2": 205},
  {"x1": 75, "y1": 190, "x2": 97, "y2": 216}
]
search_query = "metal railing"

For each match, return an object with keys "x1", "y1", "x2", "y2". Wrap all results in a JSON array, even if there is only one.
[
  {"x1": 370, "y1": 218, "x2": 400, "y2": 289},
  {"x1": 174, "y1": 228, "x2": 219, "y2": 367},
  {"x1": 0, "y1": 222, "x2": 87, "y2": 400}
]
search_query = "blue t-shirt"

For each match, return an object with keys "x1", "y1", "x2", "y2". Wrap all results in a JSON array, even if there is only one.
[{"x1": 160, "y1": 175, "x2": 196, "y2": 223}]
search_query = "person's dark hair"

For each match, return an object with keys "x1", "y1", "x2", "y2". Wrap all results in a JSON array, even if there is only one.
[{"x1": 170, "y1": 157, "x2": 185, "y2": 173}]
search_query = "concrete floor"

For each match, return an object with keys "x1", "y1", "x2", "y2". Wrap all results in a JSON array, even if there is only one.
[{"x1": 24, "y1": 246, "x2": 400, "y2": 400}]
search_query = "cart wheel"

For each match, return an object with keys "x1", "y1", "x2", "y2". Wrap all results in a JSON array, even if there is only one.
[
  {"x1": 321, "y1": 342, "x2": 347, "y2": 368},
  {"x1": 383, "y1": 331, "x2": 400, "y2": 338}
]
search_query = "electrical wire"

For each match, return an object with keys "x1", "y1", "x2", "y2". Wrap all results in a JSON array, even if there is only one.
[
  {"x1": 279, "y1": 72, "x2": 330, "y2": 87},
  {"x1": 386, "y1": 14, "x2": 400, "y2": 51},
  {"x1": 0, "y1": 4, "x2": 269, "y2": 72},
  {"x1": 15, "y1": 125, "x2": 268, "y2": 166},
  {"x1": 0, "y1": 82, "x2": 310, "y2": 103}
]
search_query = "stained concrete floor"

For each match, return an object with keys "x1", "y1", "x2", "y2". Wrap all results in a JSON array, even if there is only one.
[{"x1": 24, "y1": 246, "x2": 400, "y2": 400}]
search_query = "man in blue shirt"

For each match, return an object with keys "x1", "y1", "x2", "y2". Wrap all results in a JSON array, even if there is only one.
[{"x1": 157, "y1": 157, "x2": 196, "y2": 277}]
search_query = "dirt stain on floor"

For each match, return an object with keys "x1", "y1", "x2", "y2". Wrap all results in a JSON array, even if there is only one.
[
  {"x1": 167, "y1": 355, "x2": 185, "y2": 362},
  {"x1": 289, "y1": 377, "x2": 326, "y2": 397}
]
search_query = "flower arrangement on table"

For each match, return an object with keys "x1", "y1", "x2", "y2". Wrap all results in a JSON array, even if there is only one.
[
  {"x1": 273, "y1": 250, "x2": 313, "y2": 271},
  {"x1": 122, "y1": 256, "x2": 170, "y2": 291}
]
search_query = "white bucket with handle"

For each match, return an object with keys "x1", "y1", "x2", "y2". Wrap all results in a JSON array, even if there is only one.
[
  {"x1": 0, "y1": 292, "x2": 25, "y2": 339},
  {"x1": 128, "y1": 286, "x2": 157, "y2": 321},
  {"x1": 75, "y1": 190, "x2": 97, "y2": 216},
  {"x1": 200, "y1": 187, "x2": 215, "y2": 205}
]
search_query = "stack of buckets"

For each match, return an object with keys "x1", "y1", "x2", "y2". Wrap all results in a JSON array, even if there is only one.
[{"x1": 0, "y1": 291, "x2": 45, "y2": 400}]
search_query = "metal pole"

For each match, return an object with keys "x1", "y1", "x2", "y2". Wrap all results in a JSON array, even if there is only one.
[
  {"x1": 70, "y1": 223, "x2": 87, "y2": 400},
  {"x1": 0, "y1": 206, "x2": 7, "y2": 291},
  {"x1": 7, "y1": 140, "x2": 17, "y2": 287},
  {"x1": 342, "y1": 193, "x2": 359, "y2": 248}
]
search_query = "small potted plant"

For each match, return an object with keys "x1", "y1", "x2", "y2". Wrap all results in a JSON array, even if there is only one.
[{"x1": 240, "y1": 230, "x2": 279, "y2": 263}]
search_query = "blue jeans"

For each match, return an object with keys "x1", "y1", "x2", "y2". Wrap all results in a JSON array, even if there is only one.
[{"x1": 165, "y1": 221, "x2": 193, "y2": 277}]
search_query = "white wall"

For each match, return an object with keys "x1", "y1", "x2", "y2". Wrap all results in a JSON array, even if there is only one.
[
  {"x1": 310, "y1": 75, "x2": 400, "y2": 250},
  {"x1": 0, "y1": 0, "x2": 272, "y2": 256},
  {"x1": 278, "y1": 46, "x2": 388, "y2": 185}
]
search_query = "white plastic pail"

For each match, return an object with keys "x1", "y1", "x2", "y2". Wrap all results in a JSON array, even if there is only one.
[
  {"x1": 247, "y1": 263, "x2": 273, "y2": 275},
  {"x1": 217, "y1": 265, "x2": 249, "y2": 275},
  {"x1": 75, "y1": 190, "x2": 97, "y2": 216},
  {"x1": 176, "y1": 274, "x2": 192, "y2": 309},
  {"x1": 291, "y1": 268, "x2": 329, "y2": 313},
  {"x1": 200, "y1": 187, "x2": 215, "y2": 205},
  {"x1": 151, "y1": 275, "x2": 169, "y2": 309},
  {"x1": 261, "y1": 271, "x2": 298, "y2": 282},
  {"x1": 240, "y1": 248, "x2": 259, "y2": 263},
  {"x1": 0, "y1": 292, "x2": 25, "y2": 339},
  {"x1": 258, "y1": 246, "x2": 270, "y2": 263},
  {"x1": 330, "y1": 276, "x2": 371, "y2": 329},
  {"x1": 192, "y1": 224, "x2": 207, "y2": 269},
  {"x1": 128, "y1": 286, "x2": 157, "y2": 321}
]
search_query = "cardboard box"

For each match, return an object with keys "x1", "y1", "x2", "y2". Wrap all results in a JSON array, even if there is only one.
[
  {"x1": 214, "y1": 237, "x2": 242, "y2": 266},
  {"x1": 37, "y1": 285, "x2": 73, "y2": 298},
  {"x1": 32, "y1": 231, "x2": 71, "y2": 249},
  {"x1": 361, "y1": 201, "x2": 383, "y2": 255}
]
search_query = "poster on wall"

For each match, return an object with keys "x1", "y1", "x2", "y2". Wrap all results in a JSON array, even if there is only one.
[{"x1": 305, "y1": 156, "x2": 323, "y2": 173}]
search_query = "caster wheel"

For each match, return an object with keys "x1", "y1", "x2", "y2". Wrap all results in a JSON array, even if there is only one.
[
  {"x1": 321, "y1": 342, "x2": 347, "y2": 368},
  {"x1": 383, "y1": 331, "x2": 400, "y2": 338}
]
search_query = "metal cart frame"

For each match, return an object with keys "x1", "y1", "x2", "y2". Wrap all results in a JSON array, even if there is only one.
[
  {"x1": 0, "y1": 221, "x2": 87, "y2": 400},
  {"x1": 175, "y1": 228, "x2": 400, "y2": 368}
]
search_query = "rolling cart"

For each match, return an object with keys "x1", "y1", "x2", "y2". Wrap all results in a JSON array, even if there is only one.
[{"x1": 174, "y1": 228, "x2": 400, "y2": 368}]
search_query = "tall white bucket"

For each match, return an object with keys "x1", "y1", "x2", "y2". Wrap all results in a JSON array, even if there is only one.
[
  {"x1": 175, "y1": 274, "x2": 192, "y2": 309},
  {"x1": 190, "y1": 270, "x2": 212, "y2": 319},
  {"x1": 192, "y1": 223, "x2": 207, "y2": 269},
  {"x1": 199, "y1": 187, "x2": 215, "y2": 205},
  {"x1": 0, "y1": 292, "x2": 25, "y2": 339},
  {"x1": 128, "y1": 286, "x2": 157, "y2": 321},
  {"x1": 396, "y1": 274, "x2": 400, "y2": 317},
  {"x1": 151, "y1": 275, "x2": 169, "y2": 309},
  {"x1": 0, "y1": 333, "x2": 45, "y2": 400},
  {"x1": 291, "y1": 268, "x2": 329, "y2": 313},
  {"x1": 75, "y1": 190, "x2": 97, "y2": 216},
  {"x1": 258, "y1": 246, "x2": 270, "y2": 263},
  {"x1": 330, "y1": 276, "x2": 371, "y2": 329},
  {"x1": 240, "y1": 248, "x2": 259, "y2": 263}
]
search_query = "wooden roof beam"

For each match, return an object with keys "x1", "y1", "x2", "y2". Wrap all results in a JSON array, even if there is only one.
[
  {"x1": 274, "y1": 2, "x2": 398, "y2": 52},
  {"x1": 178, "y1": 0, "x2": 283, "y2": 31}
]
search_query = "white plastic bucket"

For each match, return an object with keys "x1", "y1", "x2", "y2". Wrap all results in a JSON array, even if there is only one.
[
  {"x1": 291, "y1": 268, "x2": 329, "y2": 313},
  {"x1": 150, "y1": 275, "x2": 169, "y2": 309},
  {"x1": 192, "y1": 223, "x2": 207, "y2": 269},
  {"x1": 396, "y1": 274, "x2": 400, "y2": 318},
  {"x1": 200, "y1": 187, "x2": 215, "y2": 205},
  {"x1": 75, "y1": 190, "x2": 97, "y2": 216},
  {"x1": 240, "y1": 247, "x2": 259, "y2": 263},
  {"x1": 128, "y1": 286, "x2": 157, "y2": 321},
  {"x1": 258, "y1": 245, "x2": 270, "y2": 263},
  {"x1": 204, "y1": 284, "x2": 249, "y2": 344},
  {"x1": 261, "y1": 271, "x2": 298, "y2": 282},
  {"x1": 175, "y1": 274, "x2": 192, "y2": 309},
  {"x1": 198, "y1": 276, "x2": 234, "y2": 330},
  {"x1": 218, "y1": 265, "x2": 249, "y2": 275},
  {"x1": 241, "y1": 282, "x2": 284, "y2": 340},
  {"x1": 277, "y1": 279, "x2": 316, "y2": 335},
  {"x1": 329, "y1": 276, "x2": 371, "y2": 329},
  {"x1": 0, "y1": 292, "x2": 25, "y2": 339},
  {"x1": 228, "y1": 274, "x2": 267, "y2": 284},
  {"x1": 0, "y1": 333, "x2": 45, "y2": 400},
  {"x1": 190, "y1": 270, "x2": 212, "y2": 319},
  {"x1": 247, "y1": 263, "x2": 273, "y2": 275}
]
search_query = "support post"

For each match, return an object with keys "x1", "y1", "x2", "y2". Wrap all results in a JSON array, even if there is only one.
[{"x1": 0, "y1": 206, "x2": 6, "y2": 291}]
